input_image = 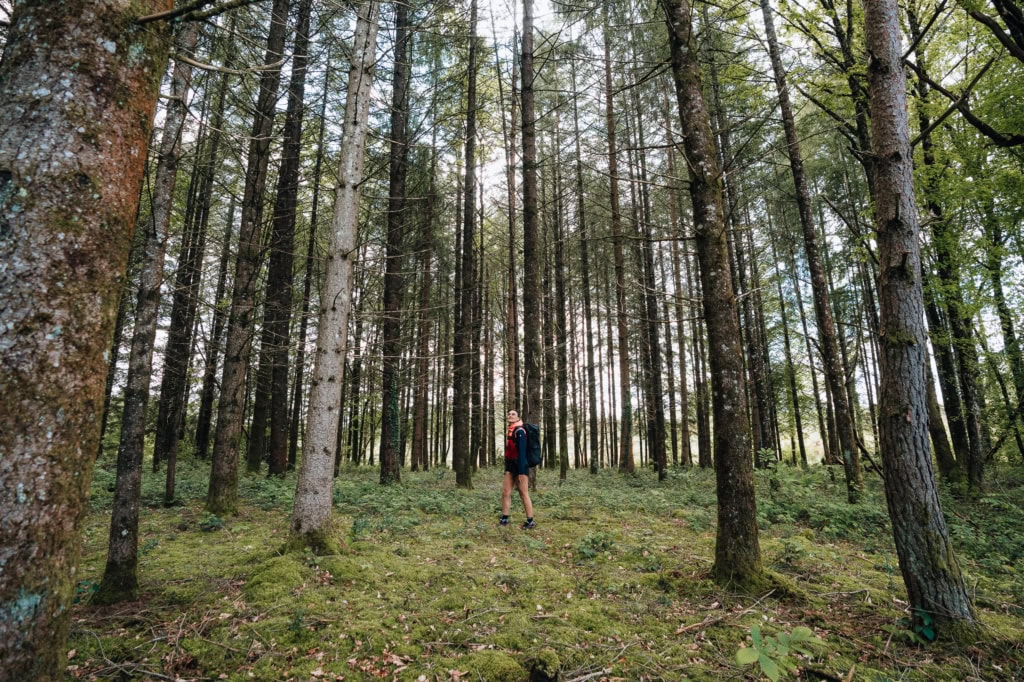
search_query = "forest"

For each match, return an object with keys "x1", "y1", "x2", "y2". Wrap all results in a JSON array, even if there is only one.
[{"x1": 0, "y1": 0, "x2": 1022, "y2": 679}]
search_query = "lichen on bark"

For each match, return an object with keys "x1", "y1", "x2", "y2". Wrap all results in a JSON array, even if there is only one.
[{"x1": 0, "y1": 1, "x2": 173, "y2": 677}]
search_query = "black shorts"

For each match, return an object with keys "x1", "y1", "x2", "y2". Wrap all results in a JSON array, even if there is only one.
[{"x1": 504, "y1": 458, "x2": 524, "y2": 476}]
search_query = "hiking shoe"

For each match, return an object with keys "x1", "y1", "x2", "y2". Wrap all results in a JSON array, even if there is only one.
[
  {"x1": 521, "y1": 519, "x2": 535, "y2": 530},
  {"x1": 499, "y1": 517, "x2": 510, "y2": 526}
]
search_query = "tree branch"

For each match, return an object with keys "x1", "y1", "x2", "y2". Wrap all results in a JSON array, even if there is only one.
[
  {"x1": 902, "y1": 0, "x2": 950, "y2": 59},
  {"x1": 904, "y1": 55, "x2": 1024, "y2": 147},
  {"x1": 136, "y1": 0, "x2": 266, "y2": 25},
  {"x1": 175, "y1": 53, "x2": 286, "y2": 75},
  {"x1": 967, "y1": 7, "x2": 1024, "y2": 63}
]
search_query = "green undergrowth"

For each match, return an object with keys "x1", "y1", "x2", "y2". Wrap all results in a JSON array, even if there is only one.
[{"x1": 69, "y1": 458, "x2": 1024, "y2": 681}]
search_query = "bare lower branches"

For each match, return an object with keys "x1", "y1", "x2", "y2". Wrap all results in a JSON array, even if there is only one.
[{"x1": 136, "y1": 0, "x2": 265, "y2": 25}]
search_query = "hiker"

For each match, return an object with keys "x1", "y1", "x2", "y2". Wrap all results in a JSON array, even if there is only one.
[{"x1": 500, "y1": 409, "x2": 535, "y2": 529}]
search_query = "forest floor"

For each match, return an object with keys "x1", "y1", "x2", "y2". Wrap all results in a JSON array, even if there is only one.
[{"x1": 69, "y1": 456, "x2": 1024, "y2": 681}]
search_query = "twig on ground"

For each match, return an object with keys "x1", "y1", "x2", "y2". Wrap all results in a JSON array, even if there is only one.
[{"x1": 564, "y1": 668, "x2": 611, "y2": 682}]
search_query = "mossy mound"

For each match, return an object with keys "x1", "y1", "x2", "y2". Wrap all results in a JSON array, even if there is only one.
[
  {"x1": 528, "y1": 646, "x2": 561, "y2": 681},
  {"x1": 243, "y1": 554, "x2": 305, "y2": 606},
  {"x1": 462, "y1": 650, "x2": 526, "y2": 681}
]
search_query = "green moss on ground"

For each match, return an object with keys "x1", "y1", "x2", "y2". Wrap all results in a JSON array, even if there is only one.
[{"x1": 67, "y1": 459, "x2": 1024, "y2": 681}]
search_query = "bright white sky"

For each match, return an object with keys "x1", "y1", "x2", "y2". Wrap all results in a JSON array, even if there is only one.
[{"x1": 485, "y1": 0, "x2": 558, "y2": 41}]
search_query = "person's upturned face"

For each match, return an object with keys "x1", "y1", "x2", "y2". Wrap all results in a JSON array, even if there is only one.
[{"x1": 507, "y1": 410, "x2": 519, "y2": 424}]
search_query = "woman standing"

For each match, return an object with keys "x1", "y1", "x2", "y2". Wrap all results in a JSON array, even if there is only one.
[{"x1": 500, "y1": 410, "x2": 536, "y2": 528}]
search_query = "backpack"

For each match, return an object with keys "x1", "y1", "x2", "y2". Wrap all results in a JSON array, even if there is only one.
[{"x1": 523, "y1": 422, "x2": 542, "y2": 468}]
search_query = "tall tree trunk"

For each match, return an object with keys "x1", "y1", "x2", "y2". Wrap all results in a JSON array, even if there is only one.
[
  {"x1": 262, "y1": 0, "x2": 314, "y2": 477},
  {"x1": 602, "y1": 266, "x2": 619, "y2": 468},
  {"x1": 663, "y1": 94, "x2": 693, "y2": 467},
  {"x1": 380, "y1": 0, "x2": 412, "y2": 485},
  {"x1": 0, "y1": 2, "x2": 172, "y2": 675},
  {"x1": 925, "y1": 292, "x2": 970, "y2": 467},
  {"x1": 760, "y1": 0, "x2": 861, "y2": 494},
  {"x1": 347, "y1": 286, "x2": 366, "y2": 464},
  {"x1": 412, "y1": 62, "x2": 440, "y2": 473},
  {"x1": 289, "y1": 62, "x2": 332, "y2": 470},
  {"x1": 662, "y1": 0, "x2": 762, "y2": 586},
  {"x1": 473, "y1": 180, "x2": 486, "y2": 470},
  {"x1": 659, "y1": 234, "x2": 680, "y2": 468},
  {"x1": 603, "y1": 12, "x2": 633, "y2": 473},
  {"x1": 491, "y1": 9, "x2": 521, "y2": 410},
  {"x1": 156, "y1": 60, "x2": 227, "y2": 483},
  {"x1": 98, "y1": 226, "x2": 144, "y2": 461},
  {"x1": 453, "y1": 0, "x2": 478, "y2": 488},
  {"x1": 768, "y1": 213, "x2": 808, "y2": 467},
  {"x1": 177, "y1": 20, "x2": 235, "y2": 468},
  {"x1": 522, "y1": 0, "x2": 542, "y2": 427},
  {"x1": 864, "y1": 0, "x2": 976, "y2": 634},
  {"x1": 95, "y1": 22, "x2": 197, "y2": 604},
  {"x1": 687, "y1": 239, "x2": 713, "y2": 468},
  {"x1": 983, "y1": 217, "x2": 1024, "y2": 457},
  {"x1": 631, "y1": 94, "x2": 667, "y2": 480},
  {"x1": 705, "y1": 40, "x2": 772, "y2": 465},
  {"x1": 153, "y1": 136, "x2": 210, "y2": 478},
  {"x1": 207, "y1": 0, "x2": 291, "y2": 514},
  {"x1": 787, "y1": 234, "x2": 831, "y2": 464},
  {"x1": 571, "y1": 54, "x2": 601, "y2": 476},
  {"x1": 291, "y1": 0, "x2": 379, "y2": 547},
  {"x1": 195, "y1": 197, "x2": 236, "y2": 461},
  {"x1": 542, "y1": 198, "x2": 557, "y2": 472},
  {"x1": 554, "y1": 137, "x2": 570, "y2": 479}
]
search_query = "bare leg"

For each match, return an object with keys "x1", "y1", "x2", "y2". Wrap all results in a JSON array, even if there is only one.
[
  {"x1": 516, "y1": 474, "x2": 534, "y2": 518},
  {"x1": 501, "y1": 472, "x2": 514, "y2": 516}
]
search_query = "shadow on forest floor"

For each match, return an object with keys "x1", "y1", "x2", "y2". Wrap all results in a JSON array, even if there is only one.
[{"x1": 69, "y1": 458, "x2": 1024, "y2": 681}]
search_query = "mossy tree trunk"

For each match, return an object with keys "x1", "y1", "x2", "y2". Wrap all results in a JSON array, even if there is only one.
[
  {"x1": 864, "y1": 0, "x2": 977, "y2": 635},
  {"x1": 661, "y1": 0, "x2": 762, "y2": 586},
  {"x1": 291, "y1": 0, "x2": 379, "y2": 548},
  {"x1": 0, "y1": 1, "x2": 172, "y2": 676}
]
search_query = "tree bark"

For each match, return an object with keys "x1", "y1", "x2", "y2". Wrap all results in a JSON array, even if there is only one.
[
  {"x1": 522, "y1": 0, "x2": 542, "y2": 427},
  {"x1": 290, "y1": 73, "x2": 331, "y2": 471},
  {"x1": 195, "y1": 197, "x2": 236, "y2": 461},
  {"x1": 0, "y1": 1, "x2": 172, "y2": 675},
  {"x1": 554, "y1": 139, "x2": 570, "y2": 479},
  {"x1": 864, "y1": 0, "x2": 976, "y2": 634},
  {"x1": 663, "y1": 95, "x2": 694, "y2": 467},
  {"x1": 95, "y1": 22, "x2": 197, "y2": 604},
  {"x1": 208, "y1": 0, "x2": 291, "y2": 514},
  {"x1": 291, "y1": 0, "x2": 379, "y2": 547},
  {"x1": 453, "y1": 0, "x2": 478, "y2": 488},
  {"x1": 662, "y1": 0, "x2": 762, "y2": 586},
  {"x1": 603, "y1": 11, "x2": 633, "y2": 473},
  {"x1": 261, "y1": 0, "x2": 314, "y2": 477},
  {"x1": 631, "y1": 95, "x2": 667, "y2": 480},
  {"x1": 412, "y1": 62, "x2": 440, "y2": 472},
  {"x1": 570, "y1": 53, "x2": 601, "y2": 476},
  {"x1": 380, "y1": 0, "x2": 412, "y2": 485}
]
